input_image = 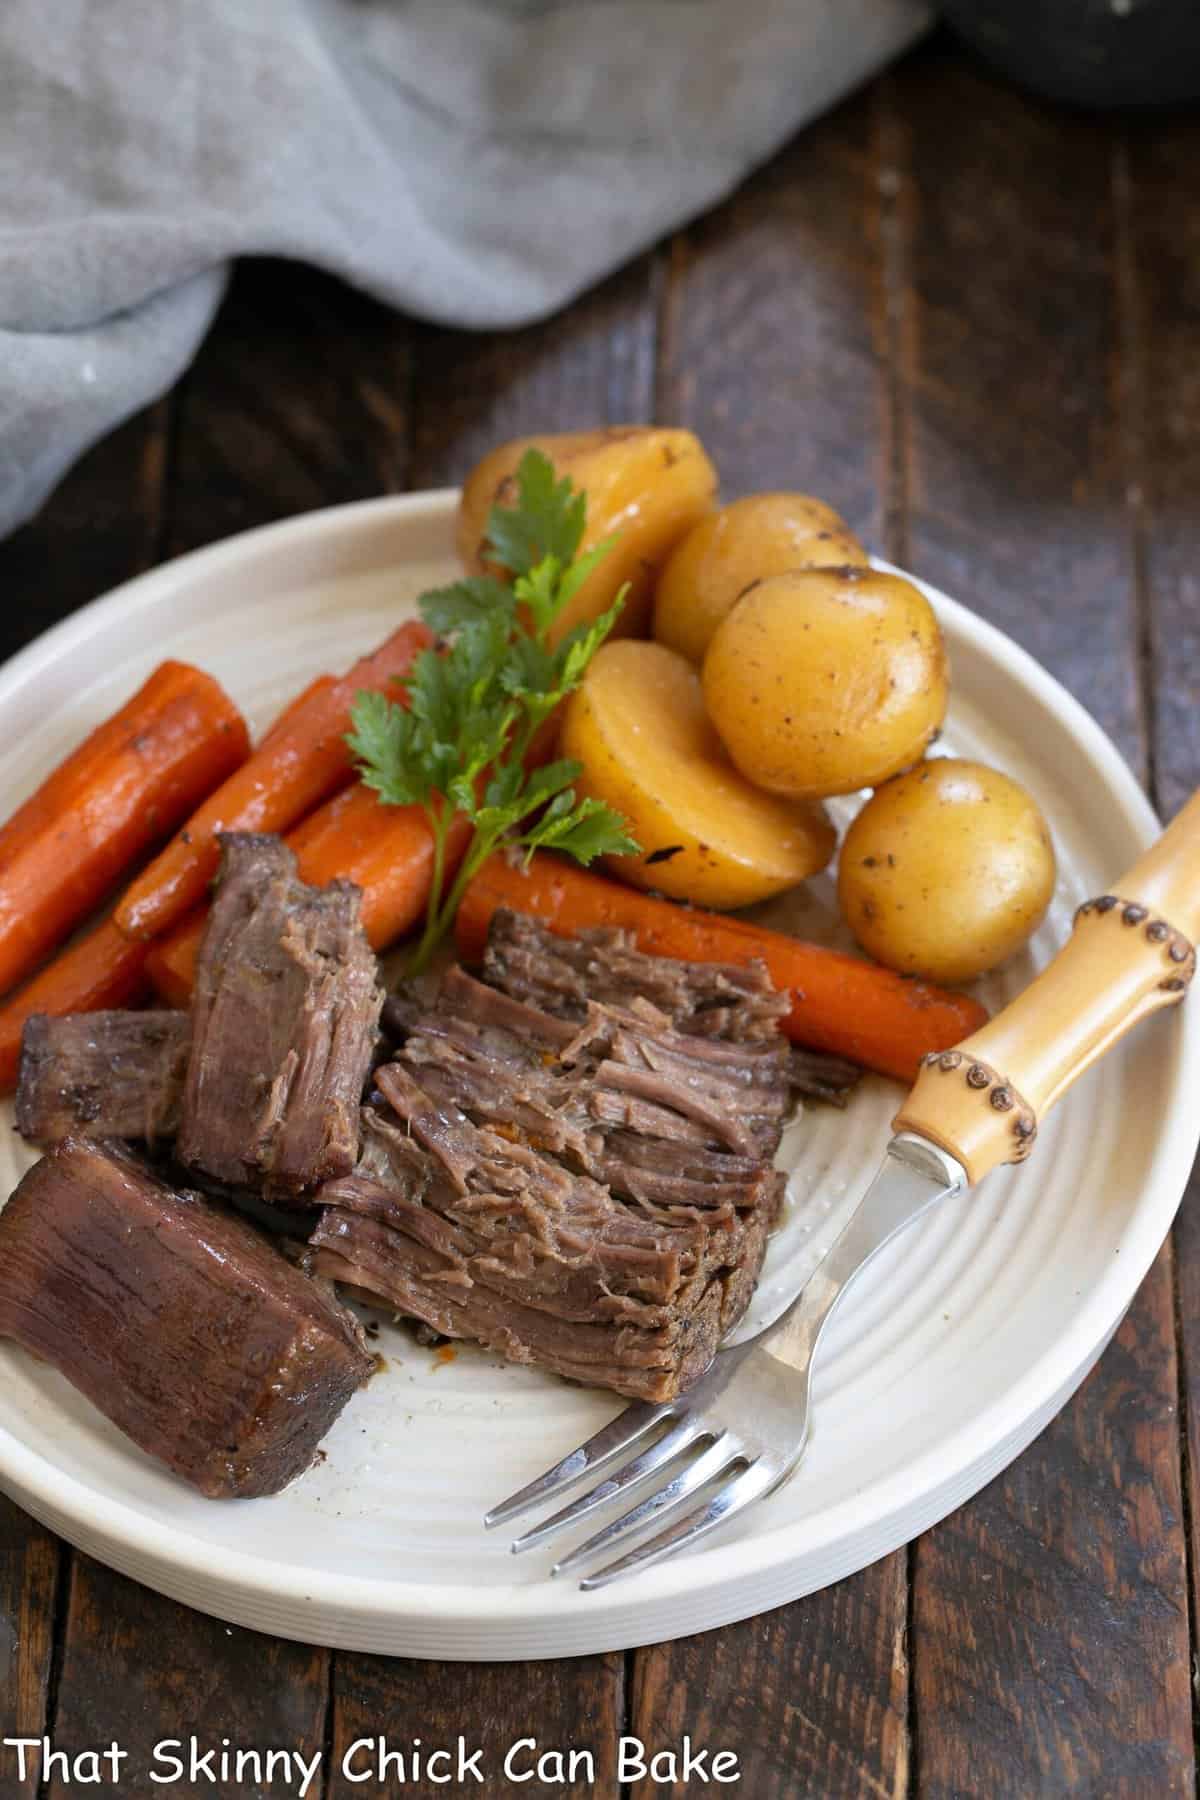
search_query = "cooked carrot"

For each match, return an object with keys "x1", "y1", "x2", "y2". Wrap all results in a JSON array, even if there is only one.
[
  {"x1": 114, "y1": 621, "x2": 432, "y2": 942},
  {"x1": 289, "y1": 785, "x2": 473, "y2": 934},
  {"x1": 142, "y1": 910, "x2": 206, "y2": 1007},
  {"x1": 0, "y1": 918, "x2": 152, "y2": 1090},
  {"x1": 145, "y1": 784, "x2": 473, "y2": 1003},
  {"x1": 256, "y1": 674, "x2": 338, "y2": 749},
  {"x1": 455, "y1": 854, "x2": 989, "y2": 1084},
  {"x1": 0, "y1": 660, "x2": 248, "y2": 998}
]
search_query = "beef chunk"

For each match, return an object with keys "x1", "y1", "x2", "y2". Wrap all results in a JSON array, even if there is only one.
[
  {"x1": 0, "y1": 1138, "x2": 373, "y2": 1497},
  {"x1": 178, "y1": 833, "x2": 383, "y2": 1200},
  {"x1": 16, "y1": 1012, "x2": 189, "y2": 1145}
]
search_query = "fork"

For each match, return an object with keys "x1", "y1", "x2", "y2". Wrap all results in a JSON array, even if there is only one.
[
  {"x1": 485, "y1": 788, "x2": 1200, "y2": 1588},
  {"x1": 485, "y1": 1134, "x2": 963, "y2": 1588}
]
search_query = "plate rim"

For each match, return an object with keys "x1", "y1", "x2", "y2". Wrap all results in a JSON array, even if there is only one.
[{"x1": 0, "y1": 492, "x2": 1194, "y2": 1639}]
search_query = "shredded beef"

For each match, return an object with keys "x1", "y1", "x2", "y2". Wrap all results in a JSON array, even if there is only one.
[
  {"x1": 307, "y1": 908, "x2": 825, "y2": 1400},
  {"x1": 483, "y1": 907, "x2": 790, "y2": 1039}
]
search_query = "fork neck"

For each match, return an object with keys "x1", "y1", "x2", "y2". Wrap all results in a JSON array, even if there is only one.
[{"x1": 757, "y1": 1135, "x2": 967, "y2": 1375}]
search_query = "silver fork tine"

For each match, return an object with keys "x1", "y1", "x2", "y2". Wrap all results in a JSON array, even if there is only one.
[
  {"x1": 483, "y1": 1399, "x2": 674, "y2": 1529},
  {"x1": 551, "y1": 1435, "x2": 737, "y2": 1577},
  {"x1": 509, "y1": 1418, "x2": 707, "y2": 1555},
  {"x1": 579, "y1": 1460, "x2": 782, "y2": 1591}
]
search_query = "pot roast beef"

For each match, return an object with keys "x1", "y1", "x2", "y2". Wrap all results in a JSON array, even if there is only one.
[
  {"x1": 482, "y1": 909, "x2": 861, "y2": 1098},
  {"x1": 178, "y1": 833, "x2": 383, "y2": 1199},
  {"x1": 309, "y1": 911, "x2": 857, "y2": 1401},
  {"x1": 0, "y1": 1137, "x2": 373, "y2": 1497},
  {"x1": 16, "y1": 1011, "x2": 190, "y2": 1145}
]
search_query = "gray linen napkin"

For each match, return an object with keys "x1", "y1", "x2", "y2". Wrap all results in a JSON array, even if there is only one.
[{"x1": 0, "y1": 0, "x2": 929, "y2": 538}]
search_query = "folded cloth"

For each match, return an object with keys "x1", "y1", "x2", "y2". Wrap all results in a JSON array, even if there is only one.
[{"x1": 0, "y1": 0, "x2": 929, "y2": 537}]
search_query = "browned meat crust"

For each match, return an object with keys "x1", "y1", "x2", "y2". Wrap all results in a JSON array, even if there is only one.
[{"x1": 0, "y1": 1137, "x2": 373, "y2": 1497}]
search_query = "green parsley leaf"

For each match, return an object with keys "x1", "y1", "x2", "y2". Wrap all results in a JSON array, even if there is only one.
[
  {"x1": 420, "y1": 576, "x2": 515, "y2": 637},
  {"x1": 520, "y1": 793, "x2": 641, "y2": 864},
  {"x1": 485, "y1": 449, "x2": 587, "y2": 576},
  {"x1": 346, "y1": 446, "x2": 639, "y2": 972}
]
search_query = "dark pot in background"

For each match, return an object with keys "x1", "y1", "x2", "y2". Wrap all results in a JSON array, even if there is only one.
[{"x1": 941, "y1": 0, "x2": 1200, "y2": 108}]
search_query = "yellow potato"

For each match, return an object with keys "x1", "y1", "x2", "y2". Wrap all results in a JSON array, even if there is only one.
[
  {"x1": 702, "y1": 566, "x2": 948, "y2": 798},
  {"x1": 837, "y1": 759, "x2": 1056, "y2": 984},
  {"x1": 560, "y1": 640, "x2": 835, "y2": 909},
  {"x1": 457, "y1": 427, "x2": 717, "y2": 647},
  {"x1": 654, "y1": 492, "x2": 868, "y2": 663}
]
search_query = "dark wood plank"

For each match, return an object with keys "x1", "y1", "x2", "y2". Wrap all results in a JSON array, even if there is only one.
[
  {"x1": 0, "y1": 402, "x2": 168, "y2": 666},
  {"x1": 43, "y1": 1555, "x2": 327, "y2": 1798},
  {"x1": 900, "y1": 44, "x2": 1144, "y2": 773},
  {"x1": 912, "y1": 1255, "x2": 1191, "y2": 1798},
  {"x1": 0, "y1": 1497, "x2": 60, "y2": 1800},
  {"x1": 1122, "y1": 118, "x2": 1200, "y2": 817},
  {"x1": 655, "y1": 88, "x2": 895, "y2": 549},
  {"x1": 898, "y1": 43, "x2": 1193, "y2": 1796},
  {"x1": 328, "y1": 1654, "x2": 623, "y2": 1799},
  {"x1": 633, "y1": 82, "x2": 911, "y2": 1800},
  {"x1": 1123, "y1": 109, "x2": 1200, "y2": 1719},
  {"x1": 407, "y1": 257, "x2": 658, "y2": 489},
  {"x1": 631, "y1": 1561, "x2": 908, "y2": 1800},
  {"x1": 166, "y1": 259, "x2": 412, "y2": 557}
]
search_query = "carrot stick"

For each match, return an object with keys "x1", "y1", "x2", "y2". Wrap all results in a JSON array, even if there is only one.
[
  {"x1": 256, "y1": 674, "x2": 338, "y2": 749},
  {"x1": 288, "y1": 785, "x2": 473, "y2": 930},
  {"x1": 145, "y1": 785, "x2": 473, "y2": 1004},
  {"x1": 0, "y1": 919, "x2": 152, "y2": 1090},
  {"x1": 455, "y1": 854, "x2": 989, "y2": 1084},
  {"x1": 0, "y1": 660, "x2": 248, "y2": 998},
  {"x1": 142, "y1": 911, "x2": 206, "y2": 1007},
  {"x1": 114, "y1": 621, "x2": 432, "y2": 942}
]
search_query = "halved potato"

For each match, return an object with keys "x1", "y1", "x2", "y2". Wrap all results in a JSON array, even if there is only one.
[
  {"x1": 457, "y1": 427, "x2": 717, "y2": 646},
  {"x1": 654, "y1": 492, "x2": 868, "y2": 663},
  {"x1": 560, "y1": 640, "x2": 835, "y2": 909}
]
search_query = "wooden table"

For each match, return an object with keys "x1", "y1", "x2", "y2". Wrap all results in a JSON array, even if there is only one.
[{"x1": 1, "y1": 33, "x2": 1197, "y2": 1798}]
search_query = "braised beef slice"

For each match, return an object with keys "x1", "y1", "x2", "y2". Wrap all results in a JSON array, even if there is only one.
[
  {"x1": 349, "y1": 1095, "x2": 771, "y2": 1326},
  {"x1": 0, "y1": 1138, "x2": 373, "y2": 1497},
  {"x1": 311, "y1": 1210, "x2": 725, "y2": 1403},
  {"x1": 178, "y1": 833, "x2": 383, "y2": 1199},
  {"x1": 482, "y1": 907, "x2": 790, "y2": 1040},
  {"x1": 484, "y1": 909, "x2": 860, "y2": 1099},
  {"x1": 16, "y1": 1011, "x2": 189, "y2": 1145},
  {"x1": 398, "y1": 966, "x2": 790, "y2": 1198}
]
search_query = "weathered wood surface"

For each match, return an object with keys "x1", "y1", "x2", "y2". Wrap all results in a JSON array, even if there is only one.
[
  {"x1": 44, "y1": 1557, "x2": 328, "y2": 1799},
  {"x1": 329, "y1": 1655, "x2": 624, "y2": 1800},
  {"x1": 1129, "y1": 96, "x2": 1200, "y2": 1800},
  {"x1": 0, "y1": 34, "x2": 1195, "y2": 1799}
]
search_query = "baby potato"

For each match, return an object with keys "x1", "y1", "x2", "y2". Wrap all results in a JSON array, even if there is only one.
[
  {"x1": 702, "y1": 566, "x2": 948, "y2": 798},
  {"x1": 457, "y1": 427, "x2": 717, "y2": 647},
  {"x1": 654, "y1": 492, "x2": 868, "y2": 663},
  {"x1": 837, "y1": 759, "x2": 1056, "y2": 984},
  {"x1": 560, "y1": 640, "x2": 835, "y2": 910}
]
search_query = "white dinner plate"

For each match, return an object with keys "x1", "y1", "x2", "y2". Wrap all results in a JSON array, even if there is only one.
[{"x1": 0, "y1": 494, "x2": 1195, "y2": 1660}]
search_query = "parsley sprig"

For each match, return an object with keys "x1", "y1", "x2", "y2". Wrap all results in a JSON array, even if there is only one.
[{"x1": 347, "y1": 450, "x2": 640, "y2": 973}]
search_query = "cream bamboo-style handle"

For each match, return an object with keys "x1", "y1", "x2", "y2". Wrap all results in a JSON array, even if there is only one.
[{"x1": 893, "y1": 788, "x2": 1200, "y2": 1184}]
